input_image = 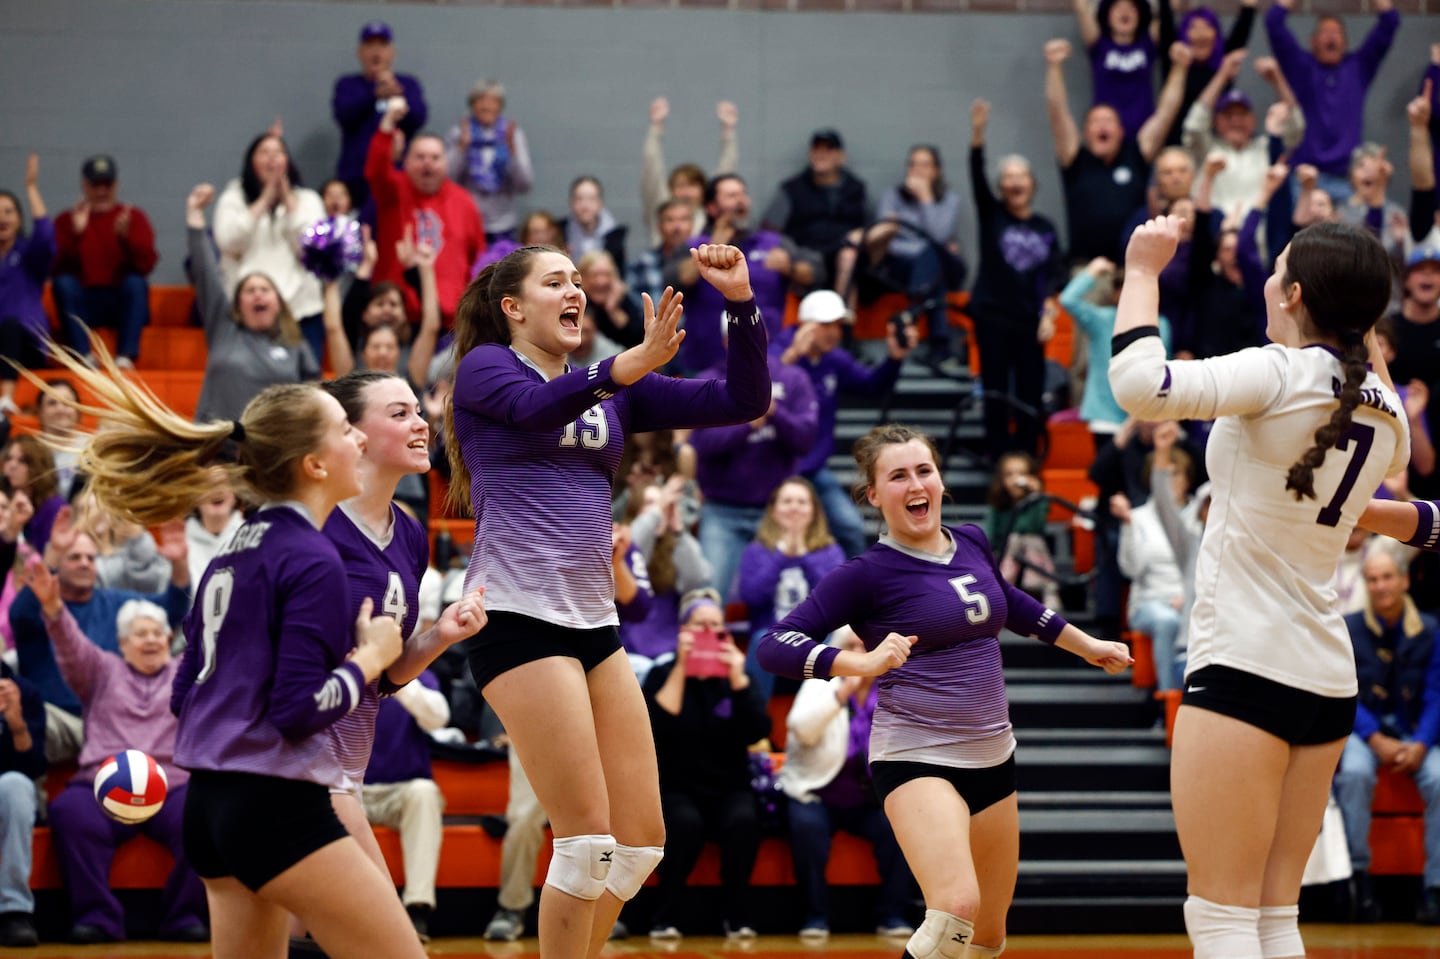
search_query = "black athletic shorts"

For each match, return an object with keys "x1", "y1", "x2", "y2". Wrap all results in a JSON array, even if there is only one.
[
  {"x1": 183, "y1": 769, "x2": 349, "y2": 892},
  {"x1": 465, "y1": 610, "x2": 623, "y2": 692},
  {"x1": 1181, "y1": 664, "x2": 1357, "y2": 746},
  {"x1": 870, "y1": 755, "x2": 1017, "y2": 815}
]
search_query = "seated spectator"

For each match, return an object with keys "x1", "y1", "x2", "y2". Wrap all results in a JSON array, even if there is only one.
[
  {"x1": 183, "y1": 481, "x2": 243, "y2": 588},
  {"x1": 1334, "y1": 542, "x2": 1440, "y2": 925},
  {"x1": 1160, "y1": 0, "x2": 1259, "y2": 147},
  {"x1": 0, "y1": 488, "x2": 28, "y2": 668},
  {"x1": 214, "y1": 131, "x2": 327, "y2": 363},
  {"x1": 642, "y1": 590, "x2": 770, "y2": 942},
  {"x1": 184, "y1": 183, "x2": 320, "y2": 424},
  {"x1": 3, "y1": 435, "x2": 66, "y2": 554},
  {"x1": 853, "y1": 146, "x2": 965, "y2": 362},
  {"x1": 983, "y1": 452, "x2": 1061, "y2": 610},
  {"x1": 332, "y1": 20, "x2": 428, "y2": 208},
  {"x1": 0, "y1": 661, "x2": 44, "y2": 947},
  {"x1": 34, "y1": 381, "x2": 81, "y2": 500},
  {"x1": 781, "y1": 627, "x2": 914, "y2": 943},
  {"x1": 968, "y1": 99, "x2": 1067, "y2": 451},
  {"x1": 578, "y1": 250, "x2": 643, "y2": 349},
  {"x1": 362, "y1": 671, "x2": 450, "y2": 942},
  {"x1": 367, "y1": 98, "x2": 485, "y2": 323},
  {"x1": 22, "y1": 559, "x2": 206, "y2": 943},
  {"x1": 52, "y1": 155, "x2": 156, "y2": 368},
  {"x1": 671, "y1": 174, "x2": 812, "y2": 373},
  {"x1": 11, "y1": 514, "x2": 191, "y2": 765},
  {"x1": 641, "y1": 97, "x2": 739, "y2": 244},
  {"x1": 735, "y1": 477, "x2": 845, "y2": 700},
  {"x1": 630, "y1": 198, "x2": 694, "y2": 305},
  {"x1": 1072, "y1": 0, "x2": 1161, "y2": 142},
  {"x1": 691, "y1": 339, "x2": 818, "y2": 602},
  {"x1": 562, "y1": 176, "x2": 627, "y2": 275},
  {"x1": 613, "y1": 429, "x2": 698, "y2": 525},
  {"x1": 619, "y1": 477, "x2": 710, "y2": 669},
  {"x1": 0, "y1": 153, "x2": 53, "y2": 415},
  {"x1": 445, "y1": 80, "x2": 533, "y2": 244},
  {"x1": 1264, "y1": 0, "x2": 1398, "y2": 201},
  {"x1": 1114, "y1": 444, "x2": 1199, "y2": 692},
  {"x1": 780, "y1": 289, "x2": 910, "y2": 556},
  {"x1": 1182, "y1": 53, "x2": 1305, "y2": 229},
  {"x1": 73, "y1": 490, "x2": 170, "y2": 595},
  {"x1": 1058, "y1": 257, "x2": 1171, "y2": 443},
  {"x1": 762, "y1": 129, "x2": 868, "y2": 287},
  {"x1": 1045, "y1": 37, "x2": 1190, "y2": 263}
]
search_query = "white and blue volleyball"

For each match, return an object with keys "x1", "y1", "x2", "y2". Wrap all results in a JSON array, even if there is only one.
[{"x1": 93, "y1": 749, "x2": 168, "y2": 824}]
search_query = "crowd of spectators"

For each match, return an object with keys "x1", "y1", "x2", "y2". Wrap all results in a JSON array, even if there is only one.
[{"x1": 0, "y1": 1, "x2": 1438, "y2": 945}]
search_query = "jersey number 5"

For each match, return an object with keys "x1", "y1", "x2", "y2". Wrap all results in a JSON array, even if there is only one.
[
  {"x1": 560, "y1": 407, "x2": 609, "y2": 450},
  {"x1": 949, "y1": 574, "x2": 992, "y2": 625},
  {"x1": 1316, "y1": 422, "x2": 1376, "y2": 527},
  {"x1": 195, "y1": 568, "x2": 235, "y2": 685}
]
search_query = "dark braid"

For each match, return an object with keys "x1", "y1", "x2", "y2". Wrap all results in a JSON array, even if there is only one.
[{"x1": 1284, "y1": 334, "x2": 1369, "y2": 500}]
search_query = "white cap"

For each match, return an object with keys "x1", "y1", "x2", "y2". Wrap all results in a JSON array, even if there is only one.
[{"x1": 797, "y1": 289, "x2": 849, "y2": 324}]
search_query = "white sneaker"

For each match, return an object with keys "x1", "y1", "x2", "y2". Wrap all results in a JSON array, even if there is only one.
[
  {"x1": 648, "y1": 926, "x2": 681, "y2": 941},
  {"x1": 115, "y1": 356, "x2": 136, "y2": 371}
]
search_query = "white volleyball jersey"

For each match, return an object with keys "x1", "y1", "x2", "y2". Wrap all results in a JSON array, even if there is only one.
[{"x1": 1111, "y1": 336, "x2": 1410, "y2": 696}]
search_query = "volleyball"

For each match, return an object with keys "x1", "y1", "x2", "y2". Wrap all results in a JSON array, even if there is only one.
[{"x1": 93, "y1": 750, "x2": 168, "y2": 824}]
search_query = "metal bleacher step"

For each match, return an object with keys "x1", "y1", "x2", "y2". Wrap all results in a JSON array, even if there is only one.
[
  {"x1": 1007, "y1": 683, "x2": 1157, "y2": 730},
  {"x1": 1019, "y1": 789, "x2": 1173, "y2": 809}
]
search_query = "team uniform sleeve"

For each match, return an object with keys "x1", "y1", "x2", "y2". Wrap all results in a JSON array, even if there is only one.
[
  {"x1": 756, "y1": 560, "x2": 868, "y2": 681},
  {"x1": 1402, "y1": 501, "x2": 1440, "y2": 552},
  {"x1": 626, "y1": 299, "x2": 772, "y2": 432},
  {"x1": 266, "y1": 554, "x2": 370, "y2": 739},
  {"x1": 454, "y1": 346, "x2": 624, "y2": 433},
  {"x1": 1109, "y1": 335, "x2": 1289, "y2": 422}
]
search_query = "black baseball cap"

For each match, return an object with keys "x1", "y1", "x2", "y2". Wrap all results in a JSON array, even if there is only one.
[
  {"x1": 810, "y1": 129, "x2": 844, "y2": 150},
  {"x1": 81, "y1": 155, "x2": 117, "y2": 185}
]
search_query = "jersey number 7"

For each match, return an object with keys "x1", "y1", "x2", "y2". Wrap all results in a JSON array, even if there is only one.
[{"x1": 1316, "y1": 422, "x2": 1376, "y2": 528}]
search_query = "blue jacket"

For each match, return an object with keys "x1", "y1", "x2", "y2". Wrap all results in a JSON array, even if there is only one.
[{"x1": 1345, "y1": 598, "x2": 1440, "y2": 746}]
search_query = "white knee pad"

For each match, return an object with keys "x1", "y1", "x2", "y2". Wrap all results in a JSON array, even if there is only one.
[
  {"x1": 1258, "y1": 904, "x2": 1303, "y2": 959},
  {"x1": 544, "y1": 833, "x2": 615, "y2": 901},
  {"x1": 1183, "y1": 896, "x2": 1262, "y2": 959},
  {"x1": 905, "y1": 909, "x2": 975, "y2": 959},
  {"x1": 967, "y1": 939, "x2": 1005, "y2": 958},
  {"x1": 604, "y1": 843, "x2": 664, "y2": 901}
]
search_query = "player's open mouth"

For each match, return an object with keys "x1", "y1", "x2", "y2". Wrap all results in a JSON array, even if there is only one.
[
  {"x1": 560, "y1": 308, "x2": 580, "y2": 331},
  {"x1": 906, "y1": 497, "x2": 929, "y2": 519},
  {"x1": 407, "y1": 439, "x2": 428, "y2": 454}
]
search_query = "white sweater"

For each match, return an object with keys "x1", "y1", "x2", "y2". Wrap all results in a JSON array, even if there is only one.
[{"x1": 213, "y1": 178, "x2": 325, "y2": 320}]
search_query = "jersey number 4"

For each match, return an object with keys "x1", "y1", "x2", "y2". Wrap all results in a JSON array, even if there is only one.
[
  {"x1": 948, "y1": 574, "x2": 991, "y2": 624},
  {"x1": 560, "y1": 407, "x2": 609, "y2": 450},
  {"x1": 1316, "y1": 423, "x2": 1376, "y2": 528},
  {"x1": 382, "y1": 571, "x2": 409, "y2": 623}
]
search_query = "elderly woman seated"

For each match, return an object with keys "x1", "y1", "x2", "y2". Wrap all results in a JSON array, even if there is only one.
[{"x1": 22, "y1": 556, "x2": 206, "y2": 944}]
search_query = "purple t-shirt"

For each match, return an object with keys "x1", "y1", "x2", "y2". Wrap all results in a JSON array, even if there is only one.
[
  {"x1": 1089, "y1": 34, "x2": 1159, "y2": 139},
  {"x1": 791, "y1": 349, "x2": 902, "y2": 474},
  {"x1": 365, "y1": 670, "x2": 440, "y2": 786},
  {"x1": 173, "y1": 504, "x2": 370, "y2": 788},
  {"x1": 679, "y1": 230, "x2": 790, "y2": 373},
  {"x1": 0, "y1": 216, "x2": 55, "y2": 338},
  {"x1": 322, "y1": 502, "x2": 428, "y2": 792},
  {"x1": 452, "y1": 300, "x2": 770, "y2": 630}
]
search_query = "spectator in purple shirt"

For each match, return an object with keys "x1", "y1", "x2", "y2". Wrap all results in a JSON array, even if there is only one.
[
  {"x1": 22, "y1": 568, "x2": 206, "y2": 945},
  {"x1": 332, "y1": 21, "x2": 428, "y2": 209},
  {"x1": 43, "y1": 346, "x2": 420, "y2": 958},
  {"x1": 756, "y1": 424, "x2": 1130, "y2": 959},
  {"x1": 1073, "y1": 0, "x2": 1162, "y2": 142},
  {"x1": 1264, "y1": 0, "x2": 1399, "y2": 202},
  {"x1": 0, "y1": 153, "x2": 53, "y2": 415}
]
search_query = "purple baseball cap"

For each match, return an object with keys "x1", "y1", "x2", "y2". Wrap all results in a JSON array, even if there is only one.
[
  {"x1": 359, "y1": 21, "x2": 393, "y2": 43},
  {"x1": 1216, "y1": 89, "x2": 1253, "y2": 114}
]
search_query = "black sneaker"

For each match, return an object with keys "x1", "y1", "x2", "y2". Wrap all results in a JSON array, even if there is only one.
[
  {"x1": 406, "y1": 904, "x2": 433, "y2": 943},
  {"x1": 0, "y1": 912, "x2": 37, "y2": 947},
  {"x1": 70, "y1": 922, "x2": 120, "y2": 944},
  {"x1": 1350, "y1": 870, "x2": 1382, "y2": 923},
  {"x1": 1417, "y1": 885, "x2": 1440, "y2": 925}
]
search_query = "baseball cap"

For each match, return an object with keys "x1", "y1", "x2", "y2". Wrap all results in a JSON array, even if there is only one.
[
  {"x1": 359, "y1": 21, "x2": 393, "y2": 43},
  {"x1": 1405, "y1": 246, "x2": 1440, "y2": 274},
  {"x1": 81, "y1": 155, "x2": 117, "y2": 185},
  {"x1": 810, "y1": 129, "x2": 844, "y2": 150},
  {"x1": 797, "y1": 289, "x2": 849, "y2": 324},
  {"x1": 1215, "y1": 89, "x2": 1253, "y2": 113}
]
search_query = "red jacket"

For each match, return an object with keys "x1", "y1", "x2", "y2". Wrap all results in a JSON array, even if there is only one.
[
  {"x1": 366, "y1": 129, "x2": 484, "y2": 322},
  {"x1": 54, "y1": 205, "x2": 159, "y2": 286}
]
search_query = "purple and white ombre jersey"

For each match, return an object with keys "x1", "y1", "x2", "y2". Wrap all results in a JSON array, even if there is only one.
[
  {"x1": 452, "y1": 300, "x2": 769, "y2": 630},
  {"x1": 172, "y1": 504, "x2": 370, "y2": 788},
  {"x1": 758, "y1": 525, "x2": 1067, "y2": 768},
  {"x1": 323, "y1": 502, "x2": 429, "y2": 795}
]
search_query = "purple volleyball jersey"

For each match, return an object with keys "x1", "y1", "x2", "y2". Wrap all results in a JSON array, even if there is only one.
[
  {"x1": 322, "y1": 502, "x2": 429, "y2": 793},
  {"x1": 758, "y1": 525, "x2": 1067, "y2": 768},
  {"x1": 451, "y1": 300, "x2": 770, "y2": 630},
  {"x1": 172, "y1": 504, "x2": 370, "y2": 788}
]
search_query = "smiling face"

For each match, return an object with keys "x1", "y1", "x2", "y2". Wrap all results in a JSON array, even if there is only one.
[
  {"x1": 120, "y1": 616, "x2": 172, "y2": 676},
  {"x1": 58, "y1": 533, "x2": 99, "y2": 597},
  {"x1": 506, "y1": 250, "x2": 587, "y2": 358},
  {"x1": 1406, "y1": 261, "x2": 1440, "y2": 308},
  {"x1": 357, "y1": 376, "x2": 430, "y2": 478},
  {"x1": 998, "y1": 454, "x2": 1035, "y2": 501},
  {"x1": 359, "y1": 325, "x2": 401, "y2": 374},
  {"x1": 1215, "y1": 104, "x2": 1256, "y2": 150},
  {"x1": 1363, "y1": 550, "x2": 1408, "y2": 622},
  {"x1": 0, "y1": 195, "x2": 20, "y2": 246},
  {"x1": 999, "y1": 159, "x2": 1035, "y2": 212},
  {"x1": 250, "y1": 136, "x2": 288, "y2": 183},
  {"x1": 570, "y1": 180, "x2": 603, "y2": 230},
  {"x1": 38, "y1": 384, "x2": 79, "y2": 435},
  {"x1": 1185, "y1": 16, "x2": 1217, "y2": 59},
  {"x1": 470, "y1": 92, "x2": 503, "y2": 126},
  {"x1": 867, "y1": 438, "x2": 945, "y2": 549},
  {"x1": 363, "y1": 287, "x2": 407, "y2": 329},
  {"x1": 771, "y1": 480, "x2": 816, "y2": 538},
  {"x1": 580, "y1": 255, "x2": 617, "y2": 301},
  {"x1": 236, "y1": 274, "x2": 282, "y2": 332},
  {"x1": 2, "y1": 442, "x2": 30, "y2": 491}
]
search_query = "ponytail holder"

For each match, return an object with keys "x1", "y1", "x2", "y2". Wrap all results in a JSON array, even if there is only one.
[{"x1": 229, "y1": 421, "x2": 246, "y2": 443}]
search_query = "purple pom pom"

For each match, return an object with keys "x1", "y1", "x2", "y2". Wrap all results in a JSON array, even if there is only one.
[{"x1": 300, "y1": 218, "x2": 363, "y2": 282}]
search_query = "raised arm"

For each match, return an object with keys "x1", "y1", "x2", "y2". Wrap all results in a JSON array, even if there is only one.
[
  {"x1": 1139, "y1": 43, "x2": 1195, "y2": 162},
  {"x1": 715, "y1": 100, "x2": 739, "y2": 175},
  {"x1": 640, "y1": 97, "x2": 669, "y2": 233},
  {"x1": 1411, "y1": 81, "x2": 1436, "y2": 191},
  {"x1": 1356, "y1": 0, "x2": 1400, "y2": 87},
  {"x1": 969, "y1": 99, "x2": 1001, "y2": 217},
  {"x1": 1226, "y1": 0, "x2": 1258, "y2": 53},
  {"x1": 1045, "y1": 39, "x2": 1081, "y2": 168},
  {"x1": 321, "y1": 281, "x2": 355, "y2": 377},
  {"x1": 23, "y1": 153, "x2": 45, "y2": 221},
  {"x1": 406, "y1": 241, "x2": 442, "y2": 388},
  {"x1": 184, "y1": 184, "x2": 231, "y2": 342},
  {"x1": 1072, "y1": 0, "x2": 1101, "y2": 50}
]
